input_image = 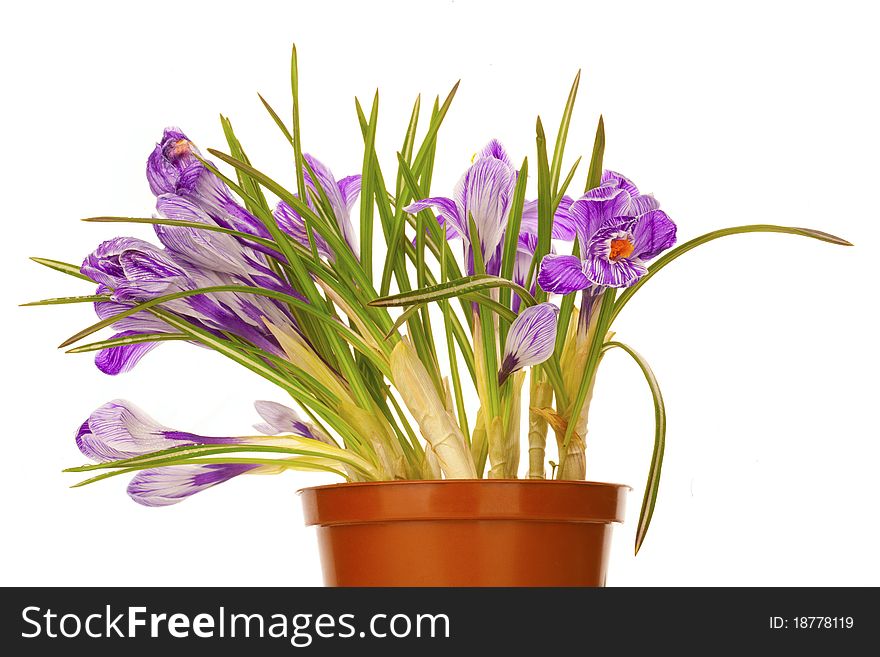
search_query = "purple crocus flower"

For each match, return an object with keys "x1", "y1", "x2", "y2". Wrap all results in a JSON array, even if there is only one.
[
  {"x1": 273, "y1": 154, "x2": 361, "y2": 259},
  {"x1": 404, "y1": 140, "x2": 575, "y2": 282},
  {"x1": 76, "y1": 400, "x2": 317, "y2": 506},
  {"x1": 537, "y1": 171, "x2": 677, "y2": 293},
  {"x1": 498, "y1": 302, "x2": 560, "y2": 385},
  {"x1": 147, "y1": 128, "x2": 268, "y2": 239},
  {"x1": 81, "y1": 237, "x2": 290, "y2": 370}
]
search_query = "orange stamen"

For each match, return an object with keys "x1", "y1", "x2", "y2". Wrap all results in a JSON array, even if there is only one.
[
  {"x1": 168, "y1": 139, "x2": 191, "y2": 158},
  {"x1": 609, "y1": 238, "x2": 635, "y2": 261}
]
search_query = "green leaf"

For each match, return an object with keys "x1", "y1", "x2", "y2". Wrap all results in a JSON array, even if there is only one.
[
  {"x1": 585, "y1": 114, "x2": 605, "y2": 192},
  {"x1": 549, "y1": 70, "x2": 580, "y2": 193},
  {"x1": 498, "y1": 157, "x2": 529, "y2": 320},
  {"x1": 359, "y1": 91, "x2": 379, "y2": 284},
  {"x1": 21, "y1": 294, "x2": 108, "y2": 306},
  {"x1": 603, "y1": 341, "x2": 666, "y2": 555},
  {"x1": 65, "y1": 333, "x2": 190, "y2": 353},
  {"x1": 553, "y1": 156, "x2": 581, "y2": 208},
  {"x1": 56, "y1": 284, "x2": 383, "y2": 369},
  {"x1": 526, "y1": 117, "x2": 553, "y2": 294},
  {"x1": 557, "y1": 287, "x2": 616, "y2": 469},
  {"x1": 369, "y1": 275, "x2": 536, "y2": 309},
  {"x1": 258, "y1": 93, "x2": 294, "y2": 145},
  {"x1": 611, "y1": 225, "x2": 853, "y2": 322},
  {"x1": 30, "y1": 257, "x2": 93, "y2": 282},
  {"x1": 290, "y1": 44, "x2": 307, "y2": 208},
  {"x1": 220, "y1": 114, "x2": 270, "y2": 215}
]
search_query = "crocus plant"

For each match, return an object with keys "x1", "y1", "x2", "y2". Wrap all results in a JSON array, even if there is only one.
[{"x1": 28, "y1": 49, "x2": 850, "y2": 553}]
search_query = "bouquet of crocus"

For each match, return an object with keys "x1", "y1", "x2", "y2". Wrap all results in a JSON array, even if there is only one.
[{"x1": 29, "y1": 48, "x2": 849, "y2": 553}]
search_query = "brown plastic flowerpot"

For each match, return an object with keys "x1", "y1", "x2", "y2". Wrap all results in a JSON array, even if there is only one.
[{"x1": 299, "y1": 480, "x2": 628, "y2": 587}]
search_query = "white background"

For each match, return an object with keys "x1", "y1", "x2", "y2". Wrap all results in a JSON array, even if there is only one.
[{"x1": 2, "y1": 0, "x2": 878, "y2": 586}]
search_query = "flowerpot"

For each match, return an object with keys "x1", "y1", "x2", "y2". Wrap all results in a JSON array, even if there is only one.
[{"x1": 299, "y1": 480, "x2": 629, "y2": 587}]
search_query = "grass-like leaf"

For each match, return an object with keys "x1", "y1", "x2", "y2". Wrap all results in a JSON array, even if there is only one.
[
  {"x1": 65, "y1": 333, "x2": 189, "y2": 353},
  {"x1": 30, "y1": 258, "x2": 93, "y2": 282},
  {"x1": 604, "y1": 341, "x2": 666, "y2": 555},
  {"x1": 612, "y1": 225, "x2": 853, "y2": 322},
  {"x1": 21, "y1": 294, "x2": 108, "y2": 306},
  {"x1": 369, "y1": 275, "x2": 536, "y2": 309}
]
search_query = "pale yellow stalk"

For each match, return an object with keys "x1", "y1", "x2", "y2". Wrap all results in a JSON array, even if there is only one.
[
  {"x1": 527, "y1": 368, "x2": 553, "y2": 479},
  {"x1": 498, "y1": 371, "x2": 526, "y2": 479},
  {"x1": 390, "y1": 339, "x2": 476, "y2": 479}
]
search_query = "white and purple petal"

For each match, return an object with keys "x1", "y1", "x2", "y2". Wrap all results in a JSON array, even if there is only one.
[
  {"x1": 337, "y1": 175, "x2": 362, "y2": 213},
  {"x1": 498, "y1": 302, "x2": 560, "y2": 384},
  {"x1": 568, "y1": 189, "x2": 632, "y2": 246},
  {"x1": 303, "y1": 154, "x2": 359, "y2": 258},
  {"x1": 536, "y1": 253, "x2": 592, "y2": 295},
  {"x1": 94, "y1": 331, "x2": 163, "y2": 375},
  {"x1": 253, "y1": 400, "x2": 314, "y2": 438},
  {"x1": 453, "y1": 156, "x2": 516, "y2": 264},
  {"x1": 127, "y1": 464, "x2": 258, "y2": 507},
  {"x1": 520, "y1": 196, "x2": 577, "y2": 240},
  {"x1": 76, "y1": 400, "x2": 239, "y2": 463},
  {"x1": 478, "y1": 139, "x2": 513, "y2": 168},
  {"x1": 630, "y1": 209, "x2": 677, "y2": 261}
]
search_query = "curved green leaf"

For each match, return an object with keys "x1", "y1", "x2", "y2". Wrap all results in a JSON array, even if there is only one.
[
  {"x1": 612, "y1": 225, "x2": 852, "y2": 322},
  {"x1": 603, "y1": 341, "x2": 666, "y2": 555},
  {"x1": 21, "y1": 294, "x2": 108, "y2": 306},
  {"x1": 30, "y1": 258, "x2": 93, "y2": 282},
  {"x1": 65, "y1": 333, "x2": 190, "y2": 354},
  {"x1": 369, "y1": 275, "x2": 536, "y2": 309},
  {"x1": 56, "y1": 284, "x2": 379, "y2": 366}
]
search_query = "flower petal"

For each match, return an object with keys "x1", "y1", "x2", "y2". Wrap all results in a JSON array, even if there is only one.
[
  {"x1": 520, "y1": 197, "x2": 577, "y2": 240},
  {"x1": 94, "y1": 331, "x2": 162, "y2": 375},
  {"x1": 337, "y1": 175, "x2": 362, "y2": 213},
  {"x1": 404, "y1": 196, "x2": 464, "y2": 237},
  {"x1": 631, "y1": 209, "x2": 677, "y2": 261},
  {"x1": 155, "y1": 194, "x2": 250, "y2": 274},
  {"x1": 601, "y1": 170, "x2": 641, "y2": 197},
  {"x1": 478, "y1": 139, "x2": 513, "y2": 168},
  {"x1": 584, "y1": 255, "x2": 646, "y2": 288},
  {"x1": 569, "y1": 189, "x2": 632, "y2": 246},
  {"x1": 253, "y1": 400, "x2": 313, "y2": 438},
  {"x1": 627, "y1": 193, "x2": 661, "y2": 216},
  {"x1": 454, "y1": 157, "x2": 516, "y2": 263},
  {"x1": 76, "y1": 400, "x2": 187, "y2": 462},
  {"x1": 498, "y1": 303, "x2": 560, "y2": 384},
  {"x1": 536, "y1": 254, "x2": 591, "y2": 295},
  {"x1": 303, "y1": 154, "x2": 359, "y2": 258},
  {"x1": 273, "y1": 201, "x2": 333, "y2": 259},
  {"x1": 127, "y1": 464, "x2": 258, "y2": 507}
]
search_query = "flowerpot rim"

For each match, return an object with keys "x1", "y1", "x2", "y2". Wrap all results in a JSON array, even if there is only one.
[{"x1": 299, "y1": 479, "x2": 630, "y2": 527}]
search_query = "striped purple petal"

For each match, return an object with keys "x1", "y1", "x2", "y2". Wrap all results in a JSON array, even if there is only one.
[
  {"x1": 478, "y1": 139, "x2": 513, "y2": 168},
  {"x1": 337, "y1": 175, "x2": 362, "y2": 213},
  {"x1": 94, "y1": 331, "x2": 162, "y2": 375},
  {"x1": 568, "y1": 189, "x2": 632, "y2": 246},
  {"x1": 520, "y1": 197, "x2": 577, "y2": 240},
  {"x1": 303, "y1": 154, "x2": 359, "y2": 258},
  {"x1": 76, "y1": 400, "x2": 239, "y2": 463},
  {"x1": 274, "y1": 200, "x2": 333, "y2": 259},
  {"x1": 537, "y1": 253, "x2": 591, "y2": 295},
  {"x1": 453, "y1": 156, "x2": 516, "y2": 265},
  {"x1": 584, "y1": 224, "x2": 648, "y2": 288},
  {"x1": 253, "y1": 400, "x2": 314, "y2": 439},
  {"x1": 404, "y1": 196, "x2": 464, "y2": 238},
  {"x1": 498, "y1": 302, "x2": 560, "y2": 385},
  {"x1": 127, "y1": 464, "x2": 258, "y2": 507},
  {"x1": 631, "y1": 209, "x2": 677, "y2": 260},
  {"x1": 155, "y1": 194, "x2": 252, "y2": 274}
]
